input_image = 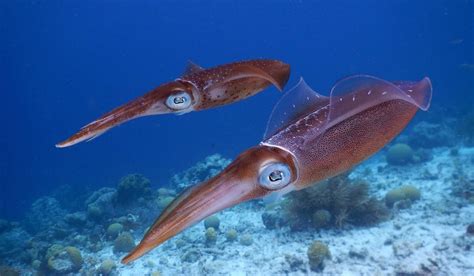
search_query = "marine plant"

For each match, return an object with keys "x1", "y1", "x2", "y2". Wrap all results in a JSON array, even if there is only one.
[
  {"x1": 284, "y1": 173, "x2": 389, "y2": 230},
  {"x1": 307, "y1": 241, "x2": 331, "y2": 271}
]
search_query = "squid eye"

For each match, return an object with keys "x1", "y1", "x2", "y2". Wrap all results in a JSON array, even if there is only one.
[
  {"x1": 166, "y1": 92, "x2": 192, "y2": 110},
  {"x1": 258, "y1": 162, "x2": 292, "y2": 190}
]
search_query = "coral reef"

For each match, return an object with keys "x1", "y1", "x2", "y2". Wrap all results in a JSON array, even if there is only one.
[
  {"x1": 2, "y1": 145, "x2": 473, "y2": 275},
  {"x1": 0, "y1": 226, "x2": 31, "y2": 261},
  {"x1": 451, "y1": 159, "x2": 474, "y2": 202},
  {"x1": 307, "y1": 241, "x2": 331, "y2": 271},
  {"x1": 457, "y1": 110, "x2": 474, "y2": 145},
  {"x1": 0, "y1": 266, "x2": 19, "y2": 276},
  {"x1": 386, "y1": 143, "x2": 414, "y2": 165},
  {"x1": 385, "y1": 185, "x2": 421, "y2": 208},
  {"x1": 85, "y1": 187, "x2": 116, "y2": 221},
  {"x1": 239, "y1": 234, "x2": 253, "y2": 246},
  {"x1": 115, "y1": 174, "x2": 152, "y2": 205},
  {"x1": 205, "y1": 227, "x2": 217, "y2": 246},
  {"x1": 47, "y1": 246, "x2": 83, "y2": 274},
  {"x1": 98, "y1": 259, "x2": 116, "y2": 275},
  {"x1": 24, "y1": 197, "x2": 66, "y2": 234},
  {"x1": 181, "y1": 249, "x2": 201, "y2": 263},
  {"x1": 283, "y1": 173, "x2": 389, "y2": 230},
  {"x1": 204, "y1": 215, "x2": 220, "y2": 230},
  {"x1": 106, "y1": 223, "x2": 124, "y2": 239},
  {"x1": 113, "y1": 232, "x2": 135, "y2": 253},
  {"x1": 312, "y1": 209, "x2": 331, "y2": 228},
  {"x1": 225, "y1": 229, "x2": 238, "y2": 242},
  {"x1": 156, "y1": 196, "x2": 174, "y2": 209},
  {"x1": 170, "y1": 154, "x2": 231, "y2": 190},
  {"x1": 0, "y1": 219, "x2": 13, "y2": 234},
  {"x1": 409, "y1": 121, "x2": 455, "y2": 148}
]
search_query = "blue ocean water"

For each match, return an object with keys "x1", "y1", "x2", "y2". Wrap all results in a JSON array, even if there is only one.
[
  {"x1": 2, "y1": 0, "x2": 471, "y2": 220},
  {"x1": 1, "y1": 1, "x2": 473, "y2": 274}
]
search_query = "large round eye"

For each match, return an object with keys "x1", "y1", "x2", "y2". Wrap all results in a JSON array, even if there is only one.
[
  {"x1": 258, "y1": 162, "x2": 292, "y2": 190},
  {"x1": 166, "y1": 92, "x2": 192, "y2": 110}
]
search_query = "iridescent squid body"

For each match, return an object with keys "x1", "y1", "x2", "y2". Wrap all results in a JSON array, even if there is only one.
[
  {"x1": 122, "y1": 74, "x2": 432, "y2": 264},
  {"x1": 56, "y1": 59, "x2": 290, "y2": 147}
]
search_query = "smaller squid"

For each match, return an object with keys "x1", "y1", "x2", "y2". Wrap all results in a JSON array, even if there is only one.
[
  {"x1": 56, "y1": 59, "x2": 290, "y2": 148},
  {"x1": 121, "y1": 74, "x2": 432, "y2": 264}
]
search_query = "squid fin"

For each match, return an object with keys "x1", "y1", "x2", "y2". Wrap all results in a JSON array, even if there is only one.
[
  {"x1": 263, "y1": 78, "x2": 329, "y2": 140},
  {"x1": 183, "y1": 60, "x2": 205, "y2": 76}
]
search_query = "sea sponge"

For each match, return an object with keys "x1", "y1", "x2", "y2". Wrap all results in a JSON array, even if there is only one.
[
  {"x1": 205, "y1": 227, "x2": 217, "y2": 246},
  {"x1": 204, "y1": 216, "x2": 220, "y2": 230},
  {"x1": 116, "y1": 174, "x2": 151, "y2": 205},
  {"x1": 107, "y1": 223, "x2": 124, "y2": 239},
  {"x1": 239, "y1": 234, "x2": 253, "y2": 246},
  {"x1": 312, "y1": 210, "x2": 331, "y2": 228},
  {"x1": 225, "y1": 229, "x2": 238, "y2": 242},
  {"x1": 113, "y1": 232, "x2": 136, "y2": 253},
  {"x1": 385, "y1": 185, "x2": 421, "y2": 208},
  {"x1": 98, "y1": 259, "x2": 116, "y2": 275},
  {"x1": 307, "y1": 241, "x2": 331, "y2": 271},
  {"x1": 386, "y1": 143, "x2": 414, "y2": 165}
]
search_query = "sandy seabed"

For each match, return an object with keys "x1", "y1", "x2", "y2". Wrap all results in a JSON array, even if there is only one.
[{"x1": 105, "y1": 147, "x2": 474, "y2": 275}]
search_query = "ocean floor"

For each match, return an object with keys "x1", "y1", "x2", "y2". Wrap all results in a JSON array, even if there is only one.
[
  {"x1": 1, "y1": 146, "x2": 473, "y2": 275},
  {"x1": 110, "y1": 147, "x2": 474, "y2": 276}
]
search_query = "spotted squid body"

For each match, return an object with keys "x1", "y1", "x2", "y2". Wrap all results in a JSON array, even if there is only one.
[
  {"x1": 56, "y1": 60, "x2": 290, "y2": 148},
  {"x1": 121, "y1": 74, "x2": 432, "y2": 264}
]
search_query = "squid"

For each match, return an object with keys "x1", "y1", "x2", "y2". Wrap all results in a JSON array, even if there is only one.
[
  {"x1": 56, "y1": 59, "x2": 290, "y2": 148},
  {"x1": 121, "y1": 74, "x2": 432, "y2": 264}
]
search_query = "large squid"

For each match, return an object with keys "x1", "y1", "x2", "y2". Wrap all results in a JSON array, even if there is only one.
[
  {"x1": 56, "y1": 59, "x2": 290, "y2": 148},
  {"x1": 121, "y1": 74, "x2": 432, "y2": 264}
]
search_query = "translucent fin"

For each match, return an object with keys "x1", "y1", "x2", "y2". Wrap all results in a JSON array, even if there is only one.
[
  {"x1": 263, "y1": 78, "x2": 329, "y2": 140},
  {"x1": 327, "y1": 75, "x2": 432, "y2": 128},
  {"x1": 182, "y1": 60, "x2": 205, "y2": 76},
  {"x1": 392, "y1": 78, "x2": 432, "y2": 111}
]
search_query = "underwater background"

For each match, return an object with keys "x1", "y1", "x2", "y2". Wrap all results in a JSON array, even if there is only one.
[{"x1": 1, "y1": 0, "x2": 473, "y2": 275}]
